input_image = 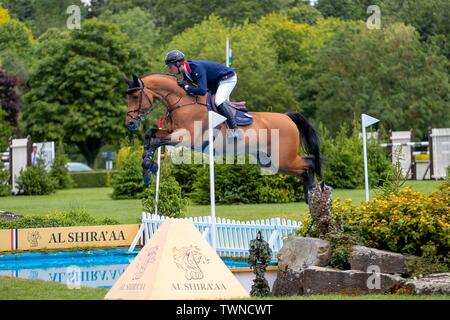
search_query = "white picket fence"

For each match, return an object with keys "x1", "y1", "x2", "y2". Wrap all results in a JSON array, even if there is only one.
[{"x1": 128, "y1": 213, "x2": 301, "y2": 259}]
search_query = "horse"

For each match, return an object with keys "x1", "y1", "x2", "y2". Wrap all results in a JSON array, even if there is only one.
[{"x1": 123, "y1": 73, "x2": 321, "y2": 203}]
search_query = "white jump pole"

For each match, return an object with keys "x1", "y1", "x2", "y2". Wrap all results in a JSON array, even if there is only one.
[
  {"x1": 208, "y1": 111, "x2": 218, "y2": 249},
  {"x1": 362, "y1": 113, "x2": 379, "y2": 202},
  {"x1": 154, "y1": 116, "x2": 163, "y2": 215}
]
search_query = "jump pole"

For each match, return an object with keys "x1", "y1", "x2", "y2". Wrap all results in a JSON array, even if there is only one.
[
  {"x1": 154, "y1": 116, "x2": 163, "y2": 215},
  {"x1": 208, "y1": 110, "x2": 227, "y2": 250}
]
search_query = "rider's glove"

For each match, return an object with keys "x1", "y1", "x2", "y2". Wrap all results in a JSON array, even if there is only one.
[{"x1": 177, "y1": 79, "x2": 186, "y2": 88}]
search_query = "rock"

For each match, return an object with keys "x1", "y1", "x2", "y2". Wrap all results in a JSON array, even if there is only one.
[
  {"x1": 271, "y1": 268, "x2": 304, "y2": 296},
  {"x1": 301, "y1": 266, "x2": 405, "y2": 295},
  {"x1": 404, "y1": 273, "x2": 450, "y2": 295},
  {"x1": 277, "y1": 236, "x2": 331, "y2": 271},
  {"x1": 0, "y1": 211, "x2": 22, "y2": 221},
  {"x1": 272, "y1": 236, "x2": 330, "y2": 296},
  {"x1": 349, "y1": 245, "x2": 409, "y2": 275}
]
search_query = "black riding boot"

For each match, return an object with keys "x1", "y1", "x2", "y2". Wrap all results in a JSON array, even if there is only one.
[{"x1": 217, "y1": 102, "x2": 238, "y2": 129}]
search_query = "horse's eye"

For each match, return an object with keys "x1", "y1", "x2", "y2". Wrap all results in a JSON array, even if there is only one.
[{"x1": 132, "y1": 96, "x2": 139, "y2": 101}]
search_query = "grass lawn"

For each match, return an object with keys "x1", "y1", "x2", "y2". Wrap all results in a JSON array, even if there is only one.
[
  {"x1": 0, "y1": 276, "x2": 448, "y2": 300},
  {"x1": 0, "y1": 180, "x2": 442, "y2": 224}
]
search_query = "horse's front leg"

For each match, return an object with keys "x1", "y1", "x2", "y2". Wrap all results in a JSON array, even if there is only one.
[{"x1": 142, "y1": 128, "x2": 187, "y2": 185}]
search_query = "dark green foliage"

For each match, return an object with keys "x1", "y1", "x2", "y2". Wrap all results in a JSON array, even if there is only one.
[
  {"x1": 111, "y1": 147, "x2": 144, "y2": 199},
  {"x1": 0, "y1": 162, "x2": 11, "y2": 196},
  {"x1": 0, "y1": 70, "x2": 21, "y2": 127},
  {"x1": 1, "y1": 0, "x2": 87, "y2": 37},
  {"x1": 0, "y1": 108, "x2": 12, "y2": 151},
  {"x1": 141, "y1": 157, "x2": 188, "y2": 218},
  {"x1": 283, "y1": 2, "x2": 324, "y2": 25},
  {"x1": 70, "y1": 171, "x2": 111, "y2": 188},
  {"x1": 191, "y1": 159, "x2": 303, "y2": 205},
  {"x1": 309, "y1": 23, "x2": 449, "y2": 137},
  {"x1": 0, "y1": 209, "x2": 119, "y2": 229},
  {"x1": 16, "y1": 162, "x2": 57, "y2": 195},
  {"x1": 326, "y1": 232, "x2": 357, "y2": 270},
  {"x1": 316, "y1": 0, "x2": 380, "y2": 20},
  {"x1": 320, "y1": 121, "x2": 391, "y2": 189},
  {"x1": 248, "y1": 231, "x2": 272, "y2": 297},
  {"x1": 406, "y1": 255, "x2": 449, "y2": 278},
  {"x1": 170, "y1": 163, "x2": 201, "y2": 196},
  {"x1": 49, "y1": 143, "x2": 73, "y2": 189},
  {"x1": 22, "y1": 19, "x2": 147, "y2": 166}
]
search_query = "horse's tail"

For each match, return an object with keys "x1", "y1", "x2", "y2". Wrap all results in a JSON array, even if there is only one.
[{"x1": 286, "y1": 112, "x2": 322, "y2": 178}]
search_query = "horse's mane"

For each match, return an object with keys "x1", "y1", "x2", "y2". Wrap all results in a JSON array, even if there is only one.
[{"x1": 142, "y1": 72, "x2": 178, "y2": 80}]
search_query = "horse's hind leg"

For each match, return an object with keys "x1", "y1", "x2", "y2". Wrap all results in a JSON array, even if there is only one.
[{"x1": 279, "y1": 155, "x2": 316, "y2": 204}]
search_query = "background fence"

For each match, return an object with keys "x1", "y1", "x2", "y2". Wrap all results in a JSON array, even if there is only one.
[{"x1": 128, "y1": 213, "x2": 301, "y2": 259}]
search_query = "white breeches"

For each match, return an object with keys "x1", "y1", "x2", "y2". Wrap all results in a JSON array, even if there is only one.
[{"x1": 215, "y1": 74, "x2": 237, "y2": 106}]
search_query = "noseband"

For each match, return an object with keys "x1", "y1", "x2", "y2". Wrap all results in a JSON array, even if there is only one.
[{"x1": 126, "y1": 85, "x2": 156, "y2": 123}]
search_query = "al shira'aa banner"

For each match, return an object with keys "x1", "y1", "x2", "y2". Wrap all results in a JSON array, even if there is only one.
[
  {"x1": 16, "y1": 224, "x2": 140, "y2": 250},
  {"x1": 0, "y1": 229, "x2": 12, "y2": 251}
]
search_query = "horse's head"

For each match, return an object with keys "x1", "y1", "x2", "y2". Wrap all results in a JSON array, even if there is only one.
[{"x1": 123, "y1": 74, "x2": 155, "y2": 131}]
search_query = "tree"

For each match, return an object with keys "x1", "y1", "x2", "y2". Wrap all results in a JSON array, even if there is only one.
[
  {"x1": 0, "y1": 70, "x2": 20, "y2": 127},
  {"x1": 0, "y1": 0, "x2": 34, "y2": 22},
  {"x1": 0, "y1": 108, "x2": 12, "y2": 151},
  {"x1": 315, "y1": 0, "x2": 382, "y2": 20},
  {"x1": 1, "y1": 0, "x2": 87, "y2": 36},
  {"x1": 282, "y1": 2, "x2": 324, "y2": 25},
  {"x1": 0, "y1": 18, "x2": 34, "y2": 85},
  {"x1": 163, "y1": 15, "x2": 299, "y2": 113},
  {"x1": 99, "y1": 7, "x2": 160, "y2": 53},
  {"x1": 258, "y1": 14, "x2": 355, "y2": 115},
  {"x1": 22, "y1": 20, "x2": 148, "y2": 166},
  {"x1": 308, "y1": 23, "x2": 449, "y2": 137},
  {"x1": 0, "y1": 5, "x2": 10, "y2": 24}
]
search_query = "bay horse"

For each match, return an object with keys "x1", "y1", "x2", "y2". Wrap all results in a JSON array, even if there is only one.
[{"x1": 123, "y1": 73, "x2": 321, "y2": 203}]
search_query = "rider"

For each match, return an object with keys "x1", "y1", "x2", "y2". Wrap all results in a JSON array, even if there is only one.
[{"x1": 164, "y1": 49, "x2": 241, "y2": 139}]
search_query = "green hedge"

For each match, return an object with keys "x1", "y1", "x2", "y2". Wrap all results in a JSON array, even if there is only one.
[
  {"x1": 0, "y1": 209, "x2": 119, "y2": 229},
  {"x1": 70, "y1": 171, "x2": 114, "y2": 188}
]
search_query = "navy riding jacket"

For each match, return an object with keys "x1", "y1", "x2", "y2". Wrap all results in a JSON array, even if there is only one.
[{"x1": 182, "y1": 60, "x2": 235, "y2": 96}]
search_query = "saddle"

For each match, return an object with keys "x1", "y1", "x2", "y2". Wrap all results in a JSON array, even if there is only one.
[{"x1": 208, "y1": 94, "x2": 254, "y2": 126}]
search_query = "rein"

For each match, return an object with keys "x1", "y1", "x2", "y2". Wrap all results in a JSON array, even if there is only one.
[{"x1": 127, "y1": 76, "x2": 209, "y2": 124}]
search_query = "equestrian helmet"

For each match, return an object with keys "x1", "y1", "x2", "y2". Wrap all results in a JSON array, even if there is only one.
[{"x1": 165, "y1": 50, "x2": 185, "y2": 65}]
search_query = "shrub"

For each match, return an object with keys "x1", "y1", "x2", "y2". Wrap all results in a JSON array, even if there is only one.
[
  {"x1": 0, "y1": 162, "x2": 10, "y2": 196},
  {"x1": 333, "y1": 186, "x2": 450, "y2": 259},
  {"x1": 16, "y1": 162, "x2": 57, "y2": 195},
  {"x1": 49, "y1": 143, "x2": 73, "y2": 189},
  {"x1": 319, "y1": 121, "x2": 391, "y2": 189},
  {"x1": 171, "y1": 162, "x2": 201, "y2": 196},
  {"x1": 141, "y1": 157, "x2": 188, "y2": 218},
  {"x1": 111, "y1": 146, "x2": 144, "y2": 199},
  {"x1": 191, "y1": 158, "x2": 303, "y2": 205},
  {"x1": 0, "y1": 209, "x2": 119, "y2": 229},
  {"x1": 70, "y1": 171, "x2": 110, "y2": 188}
]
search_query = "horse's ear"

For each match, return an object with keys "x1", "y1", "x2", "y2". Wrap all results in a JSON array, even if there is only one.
[
  {"x1": 123, "y1": 76, "x2": 133, "y2": 87},
  {"x1": 132, "y1": 74, "x2": 142, "y2": 88}
]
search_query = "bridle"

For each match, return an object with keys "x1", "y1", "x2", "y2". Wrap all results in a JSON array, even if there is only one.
[
  {"x1": 126, "y1": 76, "x2": 209, "y2": 123},
  {"x1": 126, "y1": 83, "x2": 156, "y2": 123}
]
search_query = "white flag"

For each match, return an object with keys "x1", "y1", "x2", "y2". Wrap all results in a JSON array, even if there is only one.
[
  {"x1": 209, "y1": 111, "x2": 227, "y2": 128},
  {"x1": 362, "y1": 113, "x2": 379, "y2": 128}
]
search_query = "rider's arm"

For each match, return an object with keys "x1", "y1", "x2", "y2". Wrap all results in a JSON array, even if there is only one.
[{"x1": 186, "y1": 65, "x2": 207, "y2": 96}]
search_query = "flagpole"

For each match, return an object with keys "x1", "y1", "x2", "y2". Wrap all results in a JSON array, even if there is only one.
[
  {"x1": 361, "y1": 113, "x2": 379, "y2": 202},
  {"x1": 362, "y1": 114, "x2": 369, "y2": 202},
  {"x1": 226, "y1": 36, "x2": 230, "y2": 68}
]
